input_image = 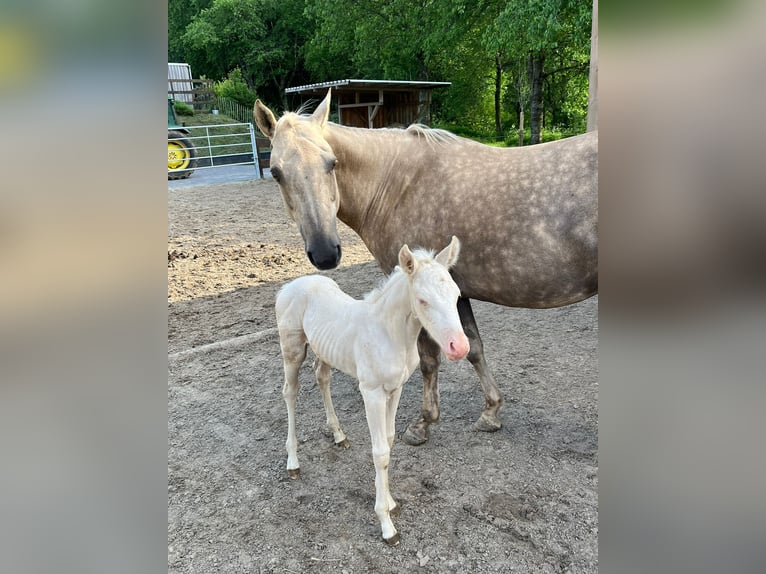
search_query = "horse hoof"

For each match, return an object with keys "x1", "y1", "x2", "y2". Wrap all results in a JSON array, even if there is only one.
[
  {"x1": 384, "y1": 532, "x2": 401, "y2": 546},
  {"x1": 402, "y1": 424, "x2": 429, "y2": 446},
  {"x1": 287, "y1": 468, "x2": 301, "y2": 479},
  {"x1": 389, "y1": 503, "x2": 401, "y2": 517},
  {"x1": 474, "y1": 414, "x2": 502, "y2": 433},
  {"x1": 336, "y1": 438, "x2": 350, "y2": 449}
]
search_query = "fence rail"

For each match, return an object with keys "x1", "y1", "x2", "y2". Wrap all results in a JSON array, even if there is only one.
[{"x1": 168, "y1": 79, "x2": 216, "y2": 110}]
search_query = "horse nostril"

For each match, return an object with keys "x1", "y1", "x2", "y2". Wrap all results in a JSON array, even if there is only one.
[{"x1": 307, "y1": 251, "x2": 315, "y2": 266}]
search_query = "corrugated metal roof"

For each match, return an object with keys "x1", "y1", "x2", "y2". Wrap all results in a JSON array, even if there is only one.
[{"x1": 285, "y1": 79, "x2": 451, "y2": 94}]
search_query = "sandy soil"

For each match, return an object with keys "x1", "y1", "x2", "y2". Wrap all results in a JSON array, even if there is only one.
[{"x1": 168, "y1": 178, "x2": 598, "y2": 573}]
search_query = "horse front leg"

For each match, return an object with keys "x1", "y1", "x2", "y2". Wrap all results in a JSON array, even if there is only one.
[
  {"x1": 361, "y1": 385, "x2": 399, "y2": 545},
  {"x1": 458, "y1": 297, "x2": 503, "y2": 432},
  {"x1": 315, "y1": 359, "x2": 349, "y2": 448},
  {"x1": 402, "y1": 330, "x2": 442, "y2": 446},
  {"x1": 279, "y1": 330, "x2": 308, "y2": 478}
]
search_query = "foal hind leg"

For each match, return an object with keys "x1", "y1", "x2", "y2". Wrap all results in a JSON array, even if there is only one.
[
  {"x1": 279, "y1": 330, "x2": 307, "y2": 478},
  {"x1": 458, "y1": 297, "x2": 503, "y2": 432},
  {"x1": 402, "y1": 330, "x2": 442, "y2": 446},
  {"x1": 315, "y1": 359, "x2": 349, "y2": 448}
]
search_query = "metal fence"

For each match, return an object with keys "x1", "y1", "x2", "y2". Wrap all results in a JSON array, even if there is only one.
[
  {"x1": 216, "y1": 97, "x2": 255, "y2": 125},
  {"x1": 169, "y1": 122, "x2": 264, "y2": 177}
]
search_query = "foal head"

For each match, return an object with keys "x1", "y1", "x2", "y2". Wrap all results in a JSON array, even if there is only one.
[
  {"x1": 254, "y1": 91, "x2": 341, "y2": 270},
  {"x1": 399, "y1": 236, "x2": 469, "y2": 361}
]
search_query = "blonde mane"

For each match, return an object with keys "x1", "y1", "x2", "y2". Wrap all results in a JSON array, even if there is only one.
[
  {"x1": 281, "y1": 104, "x2": 461, "y2": 148},
  {"x1": 363, "y1": 248, "x2": 436, "y2": 303},
  {"x1": 405, "y1": 124, "x2": 461, "y2": 146}
]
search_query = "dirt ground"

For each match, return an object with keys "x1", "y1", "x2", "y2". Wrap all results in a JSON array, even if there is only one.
[{"x1": 168, "y1": 178, "x2": 598, "y2": 573}]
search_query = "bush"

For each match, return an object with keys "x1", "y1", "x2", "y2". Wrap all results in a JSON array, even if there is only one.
[
  {"x1": 214, "y1": 68, "x2": 257, "y2": 108},
  {"x1": 174, "y1": 100, "x2": 194, "y2": 116},
  {"x1": 503, "y1": 126, "x2": 583, "y2": 147}
]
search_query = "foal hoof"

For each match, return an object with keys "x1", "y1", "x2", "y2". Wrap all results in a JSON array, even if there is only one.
[
  {"x1": 383, "y1": 532, "x2": 401, "y2": 546},
  {"x1": 474, "y1": 413, "x2": 502, "y2": 433},
  {"x1": 402, "y1": 422, "x2": 430, "y2": 446},
  {"x1": 287, "y1": 468, "x2": 301, "y2": 479},
  {"x1": 335, "y1": 438, "x2": 350, "y2": 449}
]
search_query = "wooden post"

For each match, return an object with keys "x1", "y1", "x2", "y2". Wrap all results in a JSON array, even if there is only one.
[
  {"x1": 587, "y1": 0, "x2": 598, "y2": 131},
  {"x1": 518, "y1": 110, "x2": 524, "y2": 146}
]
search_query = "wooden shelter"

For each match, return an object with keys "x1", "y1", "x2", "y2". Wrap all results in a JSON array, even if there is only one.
[{"x1": 285, "y1": 79, "x2": 451, "y2": 128}]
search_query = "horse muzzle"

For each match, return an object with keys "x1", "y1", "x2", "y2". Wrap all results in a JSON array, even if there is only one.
[
  {"x1": 306, "y1": 241, "x2": 342, "y2": 270},
  {"x1": 444, "y1": 332, "x2": 470, "y2": 361}
]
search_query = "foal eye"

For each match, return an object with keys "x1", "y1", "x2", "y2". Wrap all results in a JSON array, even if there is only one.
[
  {"x1": 417, "y1": 298, "x2": 428, "y2": 307},
  {"x1": 271, "y1": 167, "x2": 283, "y2": 183},
  {"x1": 326, "y1": 158, "x2": 338, "y2": 173}
]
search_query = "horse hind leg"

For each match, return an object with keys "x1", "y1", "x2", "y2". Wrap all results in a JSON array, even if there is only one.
[
  {"x1": 458, "y1": 297, "x2": 503, "y2": 432},
  {"x1": 279, "y1": 329, "x2": 308, "y2": 479},
  {"x1": 315, "y1": 359, "x2": 349, "y2": 448},
  {"x1": 402, "y1": 330, "x2": 442, "y2": 446}
]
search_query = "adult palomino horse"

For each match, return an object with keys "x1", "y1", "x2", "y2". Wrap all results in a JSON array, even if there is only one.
[
  {"x1": 276, "y1": 237, "x2": 468, "y2": 545},
  {"x1": 255, "y1": 89, "x2": 597, "y2": 445}
]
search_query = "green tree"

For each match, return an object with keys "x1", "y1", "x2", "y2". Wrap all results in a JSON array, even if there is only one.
[
  {"x1": 168, "y1": 0, "x2": 592, "y2": 138},
  {"x1": 177, "y1": 0, "x2": 311, "y2": 109},
  {"x1": 490, "y1": 0, "x2": 591, "y2": 143},
  {"x1": 305, "y1": 0, "x2": 437, "y2": 80},
  {"x1": 179, "y1": 0, "x2": 265, "y2": 84},
  {"x1": 168, "y1": 0, "x2": 214, "y2": 62}
]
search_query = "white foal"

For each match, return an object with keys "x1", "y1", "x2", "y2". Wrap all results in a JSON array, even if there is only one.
[{"x1": 276, "y1": 236, "x2": 469, "y2": 545}]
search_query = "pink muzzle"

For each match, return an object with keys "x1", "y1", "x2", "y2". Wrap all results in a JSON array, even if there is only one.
[{"x1": 445, "y1": 332, "x2": 470, "y2": 361}]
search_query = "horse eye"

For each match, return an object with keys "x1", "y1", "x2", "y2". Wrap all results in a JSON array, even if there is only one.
[
  {"x1": 271, "y1": 167, "x2": 282, "y2": 183},
  {"x1": 417, "y1": 298, "x2": 428, "y2": 307},
  {"x1": 326, "y1": 158, "x2": 338, "y2": 173}
]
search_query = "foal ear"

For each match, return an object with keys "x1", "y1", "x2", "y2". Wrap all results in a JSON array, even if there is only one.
[
  {"x1": 254, "y1": 100, "x2": 277, "y2": 139},
  {"x1": 398, "y1": 244, "x2": 418, "y2": 275},
  {"x1": 435, "y1": 236, "x2": 461, "y2": 269},
  {"x1": 312, "y1": 88, "x2": 332, "y2": 128}
]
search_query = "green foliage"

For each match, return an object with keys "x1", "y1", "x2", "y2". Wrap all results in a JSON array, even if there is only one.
[
  {"x1": 504, "y1": 125, "x2": 582, "y2": 146},
  {"x1": 174, "y1": 100, "x2": 195, "y2": 116},
  {"x1": 214, "y1": 68, "x2": 257, "y2": 108},
  {"x1": 169, "y1": 0, "x2": 594, "y2": 136}
]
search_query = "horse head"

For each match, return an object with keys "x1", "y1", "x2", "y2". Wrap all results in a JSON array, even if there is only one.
[
  {"x1": 254, "y1": 90, "x2": 342, "y2": 270},
  {"x1": 399, "y1": 236, "x2": 469, "y2": 361}
]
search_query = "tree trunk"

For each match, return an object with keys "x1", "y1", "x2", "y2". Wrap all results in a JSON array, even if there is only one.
[
  {"x1": 587, "y1": 0, "x2": 598, "y2": 131},
  {"x1": 494, "y1": 54, "x2": 503, "y2": 137},
  {"x1": 528, "y1": 51, "x2": 544, "y2": 144},
  {"x1": 417, "y1": 50, "x2": 428, "y2": 81}
]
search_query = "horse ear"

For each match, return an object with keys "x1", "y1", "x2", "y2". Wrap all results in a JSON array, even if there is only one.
[
  {"x1": 312, "y1": 89, "x2": 332, "y2": 127},
  {"x1": 435, "y1": 236, "x2": 461, "y2": 269},
  {"x1": 398, "y1": 244, "x2": 418, "y2": 275},
  {"x1": 254, "y1": 100, "x2": 277, "y2": 139}
]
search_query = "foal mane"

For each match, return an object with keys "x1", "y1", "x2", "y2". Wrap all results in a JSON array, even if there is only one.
[{"x1": 363, "y1": 248, "x2": 437, "y2": 303}]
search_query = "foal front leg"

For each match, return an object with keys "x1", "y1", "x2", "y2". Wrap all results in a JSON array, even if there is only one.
[
  {"x1": 385, "y1": 386, "x2": 403, "y2": 517},
  {"x1": 361, "y1": 385, "x2": 399, "y2": 545}
]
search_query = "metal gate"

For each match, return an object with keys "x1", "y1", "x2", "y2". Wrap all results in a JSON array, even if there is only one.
[{"x1": 168, "y1": 122, "x2": 264, "y2": 178}]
